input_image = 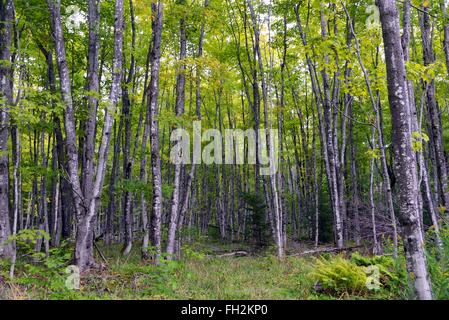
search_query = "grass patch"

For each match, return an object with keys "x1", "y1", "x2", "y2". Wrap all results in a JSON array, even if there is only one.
[{"x1": 2, "y1": 234, "x2": 448, "y2": 300}]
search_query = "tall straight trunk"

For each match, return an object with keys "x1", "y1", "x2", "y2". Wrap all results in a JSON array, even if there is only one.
[
  {"x1": 291, "y1": 80, "x2": 309, "y2": 220},
  {"x1": 247, "y1": 0, "x2": 284, "y2": 256},
  {"x1": 376, "y1": 96, "x2": 398, "y2": 256},
  {"x1": 331, "y1": 11, "x2": 347, "y2": 243},
  {"x1": 339, "y1": 76, "x2": 349, "y2": 242},
  {"x1": 402, "y1": 0, "x2": 442, "y2": 250},
  {"x1": 77, "y1": 0, "x2": 100, "y2": 256},
  {"x1": 294, "y1": 5, "x2": 344, "y2": 248},
  {"x1": 377, "y1": 0, "x2": 433, "y2": 300},
  {"x1": 267, "y1": 2, "x2": 284, "y2": 258},
  {"x1": 38, "y1": 130, "x2": 50, "y2": 256},
  {"x1": 196, "y1": 0, "x2": 208, "y2": 119},
  {"x1": 47, "y1": 0, "x2": 86, "y2": 267},
  {"x1": 242, "y1": 2, "x2": 261, "y2": 197},
  {"x1": 105, "y1": 121, "x2": 121, "y2": 245},
  {"x1": 138, "y1": 43, "x2": 153, "y2": 259},
  {"x1": 343, "y1": 17, "x2": 360, "y2": 246},
  {"x1": 177, "y1": 164, "x2": 195, "y2": 239},
  {"x1": 9, "y1": 13, "x2": 21, "y2": 277},
  {"x1": 176, "y1": 0, "x2": 209, "y2": 251},
  {"x1": 319, "y1": 9, "x2": 343, "y2": 248},
  {"x1": 27, "y1": 133, "x2": 38, "y2": 232},
  {"x1": 312, "y1": 100, "x2": 320, "y2": 247},
  {"x1": 10, "y1": 116, "x2": 20, "y2": 275},
  {"x1": 369, "y1": 127, "x2": 380, "y2": 255},
  {"x1": 349, "y1": 104, "x2": 361, "y2": 246},
  {"x1": 279, "y1": 14, "x2": 289, "y2": 249},
  {"x1": 37, "y1": 41, "x2": 72, "y2": 241},
  {"x1": 75, "y1": 0, "x2": 124, "y2": 272},
  {"x1": 149, "y1": 0, "x2": 164, "y2": 264},
  {"x1": 419, "y1": 6, "x2": 449, "y2": 211},
  {"x1": 50, "y1": 144, "x2": 61, "y2": 247},
  {"x1": 122, "y1": 0, "x2": 136, "y2": 256},
  {"x1": 0, "y1": 0, "x2": 14, "y2": 259},
  {"x1": 139, "y1": 112, "x2": 150, "y2": 257},
  {"x1": 211, "y1": 88, "x2": 227, "y2": 240},
  {"x1": 442, "y1": 1, "x2": 449, "y2": 76},
  {"x1": 342, "y1": 2, "x2": 398, "y2": 256},
  {"x1": 167, "y1": 2, "x2": 187, "y2": 258},
  {"x1": 82, "y1": 0, "x2": 100, "y2": 220}
]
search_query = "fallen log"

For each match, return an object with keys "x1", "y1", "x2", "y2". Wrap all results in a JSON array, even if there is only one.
[
  {"x1": 289, "y1": 246, "x2": 363, "y2": 257},
  {"x1": 212, "y1": 251, "x2": 250, "y2": 258}
]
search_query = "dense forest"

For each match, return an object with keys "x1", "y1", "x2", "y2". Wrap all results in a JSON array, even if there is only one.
[{"x1": 0, "y1": 0, "x2": 449, "y2": 301}]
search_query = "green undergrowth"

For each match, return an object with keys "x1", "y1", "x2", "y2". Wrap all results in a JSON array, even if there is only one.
[{"x1": 1, "y1": 229, "x2": 448, "y2": 300}]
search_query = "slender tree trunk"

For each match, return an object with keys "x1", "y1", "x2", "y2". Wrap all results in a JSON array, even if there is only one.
[
  {"x1": 138, "y1": 43, "x2": 153, "y2": 260},
  {"x1": 37, "y1": 41, "x2": 72, "y2": 242},
  {"x1": 47, "y1": 0, "x2": 87, "y2": 269},
  {"x1": 349, "y1": 104, "x2": 361, "y2": 246},
  {"x1": 342, "y1": 2, "x2": 398, "y2": 256},
  {"x1": 39, "y1": 130, "x2": 50, "y2": 256},
  {"x1": 167, "y1": 3, "x2": 187, "y2": 258},
  {"x1": 266, "y1": 2, "x2": 284, "y2": 258},
  {"x1": 105, "y1": 121, "x2": 121, "y2": 245},
  {"x1": 369, "y1": 127, "x2": 380, "y2": 255},
  {"x1": 74, "y1": 0, "x2": 123, "y2": 271},
  {"x1": 419, "y1": 6, "x2": 449, "y2": 211},
  {"x1": 312, "y1": 100, "x2": 320, "y2": 247},
  {"x1": 176, "y1": 0, "x2": 209, "y2": 252},
  {"x1": 122, "y1": 0, "x2": 136, "y2": 256},
  {"x1": 402, "y1": 0, "x2": 442, "y2": 250},
  {"x1": 149, "y1": 0, "x2": 164, "y2": 264},
  {"x1": 442, "y1": 1, "x2": 449, "y2": 76},
  {"x1": 10, "y1": 117, "x2": 20, "y2": 276},
  {"x1": 82, "y1": 0, "x2": 100, "y2": 233},
  {"x1": 321, "y1": 9, "x2": 344, "y2": 249},
  {"x1": 0, "y1": 0, "x2": 14, "y2": 259},
  {"x1": 295, "y1": 5, "x2": 343, "y2": 248}
]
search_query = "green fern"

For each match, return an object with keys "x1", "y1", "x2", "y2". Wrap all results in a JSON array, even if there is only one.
[{"x1": 311, "y1": 255, "x2": 368, "y2": 296}]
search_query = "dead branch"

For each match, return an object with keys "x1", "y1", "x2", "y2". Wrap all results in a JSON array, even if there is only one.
[
  {"x1": 212, "y1": 251, "x2": 250, "y2": 258},
  {"x1": 289, "y1": 246, "x2": 363, "y2": 257}
]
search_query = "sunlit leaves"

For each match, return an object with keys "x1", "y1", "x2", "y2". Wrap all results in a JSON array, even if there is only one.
[
  {"x1": 366, "y1": 148, "x2": 380, "y2": 160},
  {"x1": 412, "y1": 131, "x2": 430, "y2": 153}
]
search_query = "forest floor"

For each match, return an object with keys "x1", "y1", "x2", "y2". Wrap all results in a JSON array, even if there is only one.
[{"x1": 1, "y1": 236, "x2": 434, "y2": 300}]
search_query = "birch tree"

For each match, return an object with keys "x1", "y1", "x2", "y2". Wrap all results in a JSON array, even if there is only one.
[
  {"x1": 148, "y1": 0, "x2": 164, "y2": 264},
  {"x1": 0, "y1": 0, "x2": 14, "y2": 259},
  {"x1": 377, "y1": 0, "x2": 433, "y2": 300}
]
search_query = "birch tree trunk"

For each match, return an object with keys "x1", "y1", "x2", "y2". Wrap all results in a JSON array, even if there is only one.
[
  {"x1": 139, "y1": 48, "x2": 153, "y2": 259},
  {"x1": 47, "y1": 0, "x2": 87, "y2": 268},
  {"x1": 341, "y1": 2, "x2": 398, "y2": 256},
  {"x1": 349, "y1": 104, "x2": 361, "y2": 246},
  {"x1": 321, "y1": 9, "x2": 344, "y2": 249},
  {"x1": 176, "y1": 0, "x2": 209, "y2": 253},
  {"x1": 266, "y1": 1, "x2": 284, "y2": 258},
  {"x1": 167, "y1": 1, "x2": 187, "y2": 258},
  {"x1": 75, "y1": 0, "x2": 124, "y2": 271},
  {"x1": 0, "y1": 0, "x2": 14, "y2": 259},
  {"x1": 369, "y1": 127, "x2": 380, "y2": 255},
  {"x1": 149, "y1": 0, "x2": 164, "y2": 264},
  {"x1": 419, "y1": 6, "x2": 449, "y2": 211},
  {"x1": 295, "y1": 5, "x2": 343, "y2": 248},
  {"x1": 37, "y1": 41, "x2": 72, "y2": 243},
  {"x1": 402, "y1": 0, "x2": 442, "y2": 250},
  {"x1": 377, "y1": 0, "x2": 433, "y2": 300},
  {"x1": 82, "y1": 0, "x2": 100, "y2": 225},
  {"x1": 122, "y1": 0, "x2": 136, "y2": 256},
  {"x1": 442, "y1": 1, "x2": 449, "y2": 76}
]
